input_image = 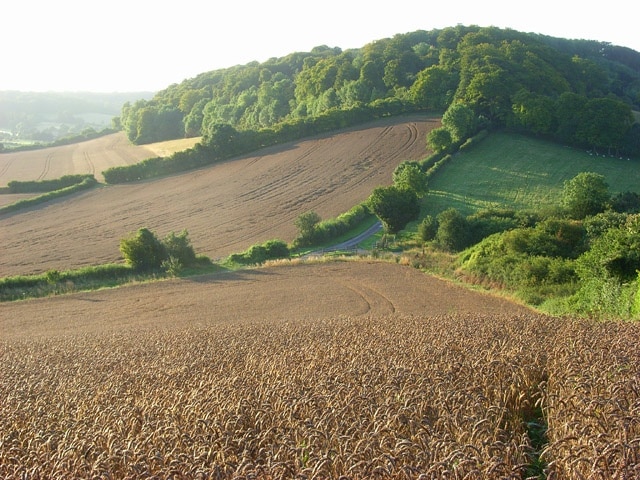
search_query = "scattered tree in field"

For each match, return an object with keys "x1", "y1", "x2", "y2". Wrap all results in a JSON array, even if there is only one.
[
  {"x1": 561, "y1": 172, "x2": 610, "y2": 219},
  {"x1": 367, "y1": 185, "x2": 420, "y2": 234}
]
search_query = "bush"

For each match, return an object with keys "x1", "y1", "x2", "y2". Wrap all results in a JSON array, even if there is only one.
[
  {"x1": 228, "y1": 239, "x2": 290, "y2": 265},
  {"x1": 163, "y1": 230, "x2": 197, "y2": 267},
  {"x1": 418, "y1": 215, "x2": 438, "y2": 242},
  {"x1": 119, "y1": 228, "x2": 167, "y2": 271}
]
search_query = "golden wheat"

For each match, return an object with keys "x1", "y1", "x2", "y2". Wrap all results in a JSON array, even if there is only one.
[{"x1": 1, "y1": 313, "x2": 638, "y2": 478}]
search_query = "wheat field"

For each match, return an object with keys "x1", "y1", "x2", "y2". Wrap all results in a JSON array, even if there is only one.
[{"x1": 1, "y1": 263, "x2": 638, "y2": 479}]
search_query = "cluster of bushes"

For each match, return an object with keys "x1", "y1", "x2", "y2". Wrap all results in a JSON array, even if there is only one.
[
  {"x1": 293, "y1": 204, "x2": 373, "y2": 248},
  {"x1": 418, "y1": 172, "x2": 640, "y2": 318},
  {"x1": 227, "y1": 240, "x2": 290, "y2": 265},
  {"x1": 5, "y1": 174, "x2": 96, "y2": 193},
  {"x1": 119, "y1": 228, "x2": 199, "y2": 275}
]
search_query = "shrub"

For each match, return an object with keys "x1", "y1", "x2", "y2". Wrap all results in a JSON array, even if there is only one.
[
  {"x1": 228, "y1": 239, "x2": 290, "y2": 265},
  {"x1": 119, "y1": 228, "x2": 167, "y2": 271},
  {"x1": 418, "y1": 215, "x2": 438, "y2": 242},
  {"x1": 162, "y1": 230, "x2": 197, "y2": 267},
  {"x1": 436, "y1": 208, "x2": 470, "y2": 252}
]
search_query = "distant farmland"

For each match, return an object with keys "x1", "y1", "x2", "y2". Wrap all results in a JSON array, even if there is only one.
[
  {"x1": 0, "y1": 115, "x2": 439, "y2": 277},
  {"x1": 0, "y1": 132, "x2": 156, "y2": 185}
]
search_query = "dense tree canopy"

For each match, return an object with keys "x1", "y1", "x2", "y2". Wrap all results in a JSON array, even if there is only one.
[{"x1": 116, "y1": 26, "x2": 639, "y2": 159}]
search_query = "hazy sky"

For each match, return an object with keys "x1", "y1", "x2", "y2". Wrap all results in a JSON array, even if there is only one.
[{"x1": 2, "y1": 0, "x2": 638, "y2": 93}]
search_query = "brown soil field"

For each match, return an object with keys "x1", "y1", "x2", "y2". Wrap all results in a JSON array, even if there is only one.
[
  {"x1": 0, "y1": 260, "x2": 531, "y2": 340},
  {"x1": 0, "y1": 132, "x2": 156, "y2": 185},
  {"x1": 0, "y1": 114, "x2": 440, "y2": 277}
]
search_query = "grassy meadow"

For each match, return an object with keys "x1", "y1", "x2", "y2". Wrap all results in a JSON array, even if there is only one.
[{"x1": 422, "y1": 132, "x2": 640, "y2": 216}]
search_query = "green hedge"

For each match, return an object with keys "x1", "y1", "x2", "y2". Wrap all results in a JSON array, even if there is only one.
[{"x1": 0, "y1": 176, "x2": 98, "y2": 214}]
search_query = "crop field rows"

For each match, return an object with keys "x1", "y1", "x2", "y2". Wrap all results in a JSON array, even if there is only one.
[
  {"x1": 0, "y1": 133, "x2": 156, "y2": 185},
  {"x1": 2, "y1": 308, "x2": 638, "y2": 479},
  {"x1": 0, "y1": 115, "x2": 439, "y2": 277}
]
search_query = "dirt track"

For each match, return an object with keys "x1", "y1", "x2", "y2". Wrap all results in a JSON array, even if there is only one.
[
  {"x1": 0, "y1": 115, "x2": 439, "y2": 277},
  {"x1": 0, "y1": 261, "x2": 532, "y2": 340}
]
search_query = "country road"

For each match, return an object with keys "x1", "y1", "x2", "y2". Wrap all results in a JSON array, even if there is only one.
[{"x1": 307, "y1": 220, "x2": 383, "y2": 256}]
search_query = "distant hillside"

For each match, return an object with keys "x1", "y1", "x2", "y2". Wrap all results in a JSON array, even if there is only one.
[
  {"x1": 0, "y1": 91, "x2": 154, "y2": 144},
  {"x1": 118, "y1": 25, "x2": 640, "y2": 158}
]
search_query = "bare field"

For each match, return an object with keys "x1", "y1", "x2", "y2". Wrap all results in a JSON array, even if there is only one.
[
  {"x1": 0, "y1": 261, "x2": 531, "y2": 340},
  {"x1": 2, "y1": 262, "x2": 638, "y2": 478},
  {"x1": 0, "y1": 115, "x2": 439, "y2": 277},
  {"x1": 0, "y1": 132, "x2": 156, "y2": 185}
]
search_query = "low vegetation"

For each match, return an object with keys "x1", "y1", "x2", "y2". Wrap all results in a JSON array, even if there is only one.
[{"x1": 0, "y1": 176, "x2": 98, "y2": 214}]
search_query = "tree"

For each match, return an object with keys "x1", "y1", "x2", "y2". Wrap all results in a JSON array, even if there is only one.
[
  {"x1": 295, "y1": 211, "x2": 322, "y2": 241},
  {"x1": 436, "y1": 208, "x2": 470, "y2": 251},
  {"x1": 427, "y1": 127, "x2": 452, "y2": 153},
  {"x1": 392, "y1": 161, "x2": 428, "y2": 196},
  {"x1": 367, "y1": 185, "x2": 420, "y2": 234},
  {"x1": 562, "y1": 172, "x2": 610, "y2": 219},
  {"x1": 441, "y1": 103, "x2": 477, "y2": 142},
  {"x1": 418, "y1": 215, "x2": 438, "y2": 242},
  {"x1": 162, "y1": 230, "x2": 197, "y2": 267},
  {"x1": 119, "y1": 228, "x2": 167, "y2": 271}
]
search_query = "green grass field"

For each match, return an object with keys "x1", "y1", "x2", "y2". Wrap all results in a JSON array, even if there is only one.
[{"x1": 422, "y1": 132, "x2": 640, "y2": 216}]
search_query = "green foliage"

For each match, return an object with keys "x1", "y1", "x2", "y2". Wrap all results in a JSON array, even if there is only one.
[
  {"x1": 392, "y1": 161, "x2": 428, "y2": 196},
  {"x1": 6, "y1": 174, "x2": 95, "y2": 193},
  {"x1": 162, "y1": 230, "x2": 197, "y2": 267},
  {"x1": 435, "y1": 208, "x2": 470, "y2": 251},
  {"x1": 293, "y1": 204, "x2": 373, "y2": 248},
  {"x1": 0, "y1": 264, "x2": 134, "y2": 302},
  {"x1": 368, "y1": 186, "x2": 420, "y2": 234},
  {"x1": 561, "y1": 172, "x2": 610, "y2": 219},
  {"x1": 426, "y1": 127, "x2": 453, "y2": 153},
  {"x1": 0, "y1": 176, "x2": 98, "y2": 215},
  {"x1": 115, "y1": 25, "x2": 640, "y2": 163},
  {"x1": 119, "y1": 227, "x2": 199, "y2": 273},
  {"x1": 441, "y1": 102, "x2": 478, "y2": 143},
  {"x1": 294, "y1": 211, "x2": 322, "y2": 243},
  {"x1": 228, "y1": 239, "x2": 290, "y2": 265},
  {"x1": 418, "y1": 215, "x2": 438, "y2": 242},
  {"x1": 119, "y1": 228, "x2": 167, "y2": 271}
]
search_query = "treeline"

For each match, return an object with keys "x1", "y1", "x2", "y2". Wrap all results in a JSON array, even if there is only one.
[
  {"x1": 118, "y1": 25, "x2": 640, "y2": 157},
  {"x1": 103, "y1": 105, "x2": 405, "y2": 183},
  {"x1": 4, "y1": 174, "x2": 95, "y2": 193}
]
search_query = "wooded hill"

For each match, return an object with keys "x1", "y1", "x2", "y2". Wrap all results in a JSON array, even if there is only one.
[{"x1": 118, "y1": 25, "x2": 640, "y2": 157}]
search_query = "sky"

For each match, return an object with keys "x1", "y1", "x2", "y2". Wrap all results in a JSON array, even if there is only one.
[{"x1": 2, "y1": 0, "x2": 638, "y2": 93}]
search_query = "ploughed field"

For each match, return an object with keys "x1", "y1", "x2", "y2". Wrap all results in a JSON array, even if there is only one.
[
  {"x1": 0, "y1": 115, "x2": 437, "y2": 277},
  {"x1": 2, "y1": 261, "x2": 638, "y2": 478},
  {"x1": 0, "y1": 132, "x2": 157, "y2": 186}
]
